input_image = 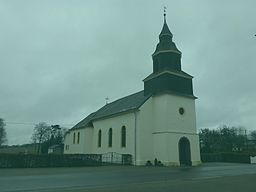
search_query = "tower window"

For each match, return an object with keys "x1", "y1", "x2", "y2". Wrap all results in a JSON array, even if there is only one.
[
  {"x1": 108, "y1": 128, "x2": 113, "y2": 147},
  {"x1": 98, "y1": 130, "x2": 102, "y2": 147},
  {"x1": 121, "y1": 126, "x2": 126, "y2": 147}
]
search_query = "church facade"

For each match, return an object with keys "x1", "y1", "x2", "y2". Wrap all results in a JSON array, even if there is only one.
[{"x1": 64, "y1": 15, "x2": 201, "y2": 166}]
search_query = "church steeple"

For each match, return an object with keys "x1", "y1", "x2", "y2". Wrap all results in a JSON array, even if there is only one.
[
  {"x1": 143, "y1": 12, "x2": 195, "y2": 98},
  {"x1": 159, "y1": 13, "x2": 173, "y2": 38},
  {"x1": 152, "y1": 13, "x2": 181, "y2": 73}
]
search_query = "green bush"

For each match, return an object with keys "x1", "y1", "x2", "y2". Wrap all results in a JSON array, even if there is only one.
[
  {"x1": 201, "y1": 153, "x2": 223, "y2": 162},
  {"x1": 201, "y1": 152, "x2": 256, "y2": 163},
  {"x1": 0, "y1": 154, "x2": 102, "y2": 168}
]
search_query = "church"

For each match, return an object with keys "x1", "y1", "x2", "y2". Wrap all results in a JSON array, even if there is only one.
[{"x1": 64, "y1": 13, "x2": 201, "y2": 166}]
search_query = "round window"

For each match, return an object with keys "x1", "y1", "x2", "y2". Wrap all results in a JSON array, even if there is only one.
[{"x1": 179, "y1": 107, "x2": 185, "y2": 115}]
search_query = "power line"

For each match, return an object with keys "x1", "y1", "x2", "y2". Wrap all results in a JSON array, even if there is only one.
[
  {"x1": 6, "y1": 122, "x2": 36, "y2": 126},
  {"x1": 5, "y1": 121, "x2": 74, "y2": 127}
]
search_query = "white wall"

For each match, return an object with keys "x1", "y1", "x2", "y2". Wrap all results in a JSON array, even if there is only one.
[
  {"x1": 64, "y1": 112, "x2": 136, "y2": 163},
  {"x1": 63, "y1": 132, "x2": 71, "y2": 154},
  {"x1": 153, "y1": 133, "x2": 201, "y2": 166},
  {"x1": 91, "y1": 112, "x2": 135, "y2": 158},
  {"x1": 136, "y1": 97, "x2": 154, "y2": 165},
  {"x1": 64, "y1": 127, "x2": 93, "y2": 154},
  {"x1": 136, "y1": 93, "x2": 201, "y2": 166},
  {"x1": 152, "y1": 94, "x2": 197, "y2": 133},
  {"x1": 84, "y1": 128, "x2": 93, "y2": 153}
]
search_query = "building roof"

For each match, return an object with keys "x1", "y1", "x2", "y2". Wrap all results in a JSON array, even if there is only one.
[
  {"x1": 153, "y1": 15, "x2": 181, "y2": 56},
  {"x1": 71, "y1": 112, "x2": 96, "y2": 130},
  {"x1": 71, "y1": 91, "x2": 151, "y2": 130},
  {"x1": 159, "y1": 16, "x2": 173, "y2": 38},
  {"x1": 143, "y1": 70, "x2": 193, "y2": 82}
]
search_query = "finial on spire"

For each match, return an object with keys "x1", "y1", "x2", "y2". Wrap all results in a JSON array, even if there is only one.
[
  {"x1": 105, "y1": 96, "x2": 109, "y2": 104},
  {"x1": 163, "y1": 6, "x2": 167, "y2": 20}
]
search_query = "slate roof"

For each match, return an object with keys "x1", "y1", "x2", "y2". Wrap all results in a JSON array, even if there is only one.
[
  {"x1": 153, "y1": 17, "x2": 181, "y2": 55},
  {"x1": 159, "y1": 18, "x2": 173, "y2": 37},
  {"x1": 143, "y1": 70, "x2": 193, "y2": 82},
  {"x1": 71, "y1": 112, "x2": 96, "y2": 130},
  {"x1": 71, "y1": 90, "x2": 151, "y2": 130}
]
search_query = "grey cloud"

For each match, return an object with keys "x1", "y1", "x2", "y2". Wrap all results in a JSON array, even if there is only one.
[{"x1": 1, "y1": 0, "x2": 256, "y2": 144}]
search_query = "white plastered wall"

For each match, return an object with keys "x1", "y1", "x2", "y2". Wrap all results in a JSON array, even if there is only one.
[
  {"x1": 151, "y1": 93, "x2": 201, "y2": 165},
  {"x1": 136, "y1": 93, "x2": 201, "y2": 166},
  {"x1": 64, "y1": 127, "x2": 93, "y2": 154},
  {"x1": 135, "y1": 97, "x2": 154, "y2": 165},
  {"x1": 91, "y1": 112, "x2": 135, "y2": 158},
  {"x1": 153, "y1": 133, "x2": 201, "y2": 166},
  {"x1": 152, "y1": 94, "x2": 197, "y2": 133}
]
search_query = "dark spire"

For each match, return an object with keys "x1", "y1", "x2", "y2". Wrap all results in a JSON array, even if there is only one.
[
  {"x1": 151, "y1": 11, "x2": 182, "y2": 73},
  {"x1": 153, "y1": 12, "x2": 181, "y2": 56},
  {"x1": 143, "y1": 10, "x2": 194, "y2": 98},
  {"x1": 159, "y1": 10, "x2": 173, "y2": 38}
]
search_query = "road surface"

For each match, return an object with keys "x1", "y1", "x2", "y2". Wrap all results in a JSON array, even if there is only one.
[{"x1": 1, "y1": 163, "x2": 256, "y2": 192}]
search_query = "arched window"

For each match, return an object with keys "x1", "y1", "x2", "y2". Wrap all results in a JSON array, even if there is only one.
[
  {"x1": 77, "y1": 132, "x2": 80, "y2": 144},
  {"x1": 98, "y1": 130, "x2": 102, "y2": 147},
  {"x1": 73, "y1": 132, "x2": 76, "y2": 144},
  {"x1": 121, "y1": 126, "x2": 126, "y2": 147},
  {"x1": 108, "y1": 128, "x2": 113, "y2": 147}
]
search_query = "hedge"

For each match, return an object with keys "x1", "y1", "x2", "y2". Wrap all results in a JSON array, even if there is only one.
[
  {"x1": 0, "y1": 154, "x2": 101, "y2": 168},
  {"x1": 201, "y1": 152, "x2": 256, "y2": 164}
]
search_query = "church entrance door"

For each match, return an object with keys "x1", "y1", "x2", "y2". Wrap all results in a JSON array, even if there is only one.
[{"x1": 179, "y1": 137, "x2": 191, "y2": 166}]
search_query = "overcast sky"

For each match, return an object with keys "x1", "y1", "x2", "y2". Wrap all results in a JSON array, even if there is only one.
[{"x1": 1, "y1": 0, "x2": 256, "y2": 145}]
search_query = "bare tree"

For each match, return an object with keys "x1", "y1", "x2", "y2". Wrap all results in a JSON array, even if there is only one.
[
  {"x1": 31, "y1": 123, "x2": 65, "y2": 154},
  {"x1": 31, "y1": 122, "x2": 51, "y2": 154},
  {"x1": 250, "y1": 130, "x2": 256, "y2": 145},
  {"x1": 0, "y1": 118, "x2": 7, "y2": 146},
  {"x1": 49, "y1": 125, "x2": 64, "y2": 145}
]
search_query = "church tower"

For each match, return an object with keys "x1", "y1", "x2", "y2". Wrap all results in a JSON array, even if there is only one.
[
  {"x1": 144, "y1": 13, "x2": 195, "y2": 99},
  {"x1": 138, "y1": 12, "x2": 201, "y2": 166}
]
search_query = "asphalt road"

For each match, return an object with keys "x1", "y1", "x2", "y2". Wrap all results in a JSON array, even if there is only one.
[{"x1": 1, "y1": 163, "x2": 256, "y2": 192}]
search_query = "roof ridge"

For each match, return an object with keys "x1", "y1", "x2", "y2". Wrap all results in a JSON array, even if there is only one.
[
  {"x1": 70, "y1": 90, "x2": 151, "y2": 130},
  {"x1": 105, "y1": 90, "x2": 144, "y2": 106},
  {"x1": 71, "y1": 112, "x2": 96, "y2": 129}
]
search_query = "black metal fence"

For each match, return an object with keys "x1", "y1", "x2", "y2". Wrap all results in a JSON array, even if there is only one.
[
  {"x1": 0, "y1": 153, "x2": 132, "y2": 168},
  {"x1": 102, "y1": 152, "x2": 132, "y2": 165}
]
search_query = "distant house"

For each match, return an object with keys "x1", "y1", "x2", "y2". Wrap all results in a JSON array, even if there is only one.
[
  {"x1": 48, "y1": 144, "x2": 64, "y2": 154},
  {"x1": 64, "y1": 14, "x2": 201, "y2": 166}
]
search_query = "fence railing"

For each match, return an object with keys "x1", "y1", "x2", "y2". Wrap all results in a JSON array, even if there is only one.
[{"x1": 102, "y1": 152, "x2": 132, "y2": 165}]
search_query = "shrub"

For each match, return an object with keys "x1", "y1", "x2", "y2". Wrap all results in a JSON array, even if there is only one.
[
  {"x1": 201, "y1": 152, "x2": 256, "y2": 163},
  {"x1": 0, "y1": 154, "x2": 102, "y2": 168}
]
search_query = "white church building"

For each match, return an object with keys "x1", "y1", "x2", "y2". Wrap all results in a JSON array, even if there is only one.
[{"x1": 64, "y1": 14, "x2": 201, "y2": 166}]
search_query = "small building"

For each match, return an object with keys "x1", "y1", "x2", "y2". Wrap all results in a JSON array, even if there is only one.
[
  {"x1": 64, "y1": 14, "x2": 201, "y2": 166},
  {"x1": 48, "y1": 144, "x2": 63, "y2": 154}
]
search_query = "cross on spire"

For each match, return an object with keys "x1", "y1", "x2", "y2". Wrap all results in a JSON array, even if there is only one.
[
  {"x1": 105, "y1": 97, "x2": 109, "y2": 104},
  {"x1": 163, "y1": 6, "x2": 167, "y2": 20}
]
